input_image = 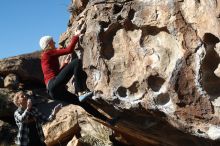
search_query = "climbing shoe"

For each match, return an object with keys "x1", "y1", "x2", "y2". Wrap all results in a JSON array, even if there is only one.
[{"x1": 79, "y1": 91, "x2": 93, "y2": 102}]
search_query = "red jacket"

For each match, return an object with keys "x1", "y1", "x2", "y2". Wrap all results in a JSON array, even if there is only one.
[{"x1": 41, "y1": 35, "x2": 79, "y2": 85}]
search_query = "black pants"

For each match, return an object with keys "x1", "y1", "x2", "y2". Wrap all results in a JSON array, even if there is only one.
[
  {"x1": 47, "y1": 58, "x2": 107, "y2": 122},
  {"x1": 48, "y1": 58, "x2": 85, "y2": 97},
  {"x1": 27, "y1": 122, "x2": 46, "y2": 146}
]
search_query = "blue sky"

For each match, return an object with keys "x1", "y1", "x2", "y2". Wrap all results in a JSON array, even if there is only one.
[{"x1": 0, "y1": 0, "x2": 71, "y2": 59}]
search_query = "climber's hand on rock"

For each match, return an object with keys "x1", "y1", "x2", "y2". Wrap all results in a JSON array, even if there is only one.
[{"x1": 74, "y1": 29, "x2": 81, "y2": 36}]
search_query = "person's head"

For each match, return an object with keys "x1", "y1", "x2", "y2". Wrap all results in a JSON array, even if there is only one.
[
  {"x1": 39, "y1": 36, "x2": 56, "y2": 51},
  {"x1": 13, "y1": 91, "x2": 28, "y2": 108}
]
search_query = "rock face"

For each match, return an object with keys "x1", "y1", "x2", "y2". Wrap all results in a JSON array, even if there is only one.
[
  {"x1": 0, "y1": 51, "x2": 44, "y2": 85},
  {"x1": 41, "y1": 103, "x2": 113, "y2": 146},
  {"x1": 4, "y1": 73, "x2": 20, "y2": 89},
  {"x1": 43, "y1": 104, "x2": 82, "y2": 145},
  {"x1": 60, "y1": 0, "x2": 220, "y2": 145},
  {"x1": 1, "y1": 0, "x2": 220, "y2": 145}
]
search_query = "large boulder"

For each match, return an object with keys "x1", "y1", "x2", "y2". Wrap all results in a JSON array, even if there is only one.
[
  {"x1": 4, "y1": 73, "x2": 20, "y2": 89},
  {"x1": 59, "y1": 0, "x2": 220, "y2": 145},
  {"x1": 42, "y1": 103, "x2": 112, "y2": 146},
  {"x1": 0, "y1": 51, "x2": 44, "y2": 85},
  {"x1": 1, "y1": 0, "x2": 220, "y2": 145},
  {"x1": 43, "y1": 104, "x2": 81, "y2": 146}
]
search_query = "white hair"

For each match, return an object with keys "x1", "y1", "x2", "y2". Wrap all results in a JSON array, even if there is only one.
[{"x1": 39, "y1": 36, "x2": 53, "y2": 50}]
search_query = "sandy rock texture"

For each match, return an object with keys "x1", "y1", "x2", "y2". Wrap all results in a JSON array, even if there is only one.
[
  {"x1": 60, "y1": 0, "x2": 220, "y2": 145},
  {"x1": 1, "y1": 0, "x2": 220, "y2": 145}
]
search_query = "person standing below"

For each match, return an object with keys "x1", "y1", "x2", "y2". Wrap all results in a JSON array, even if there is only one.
[
  {"x1": 40, "y1": 29, "x2": 92, "y2": 102},
  {"x1": 13, "y1": 91, "x2": 62, "y2": 146}
]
